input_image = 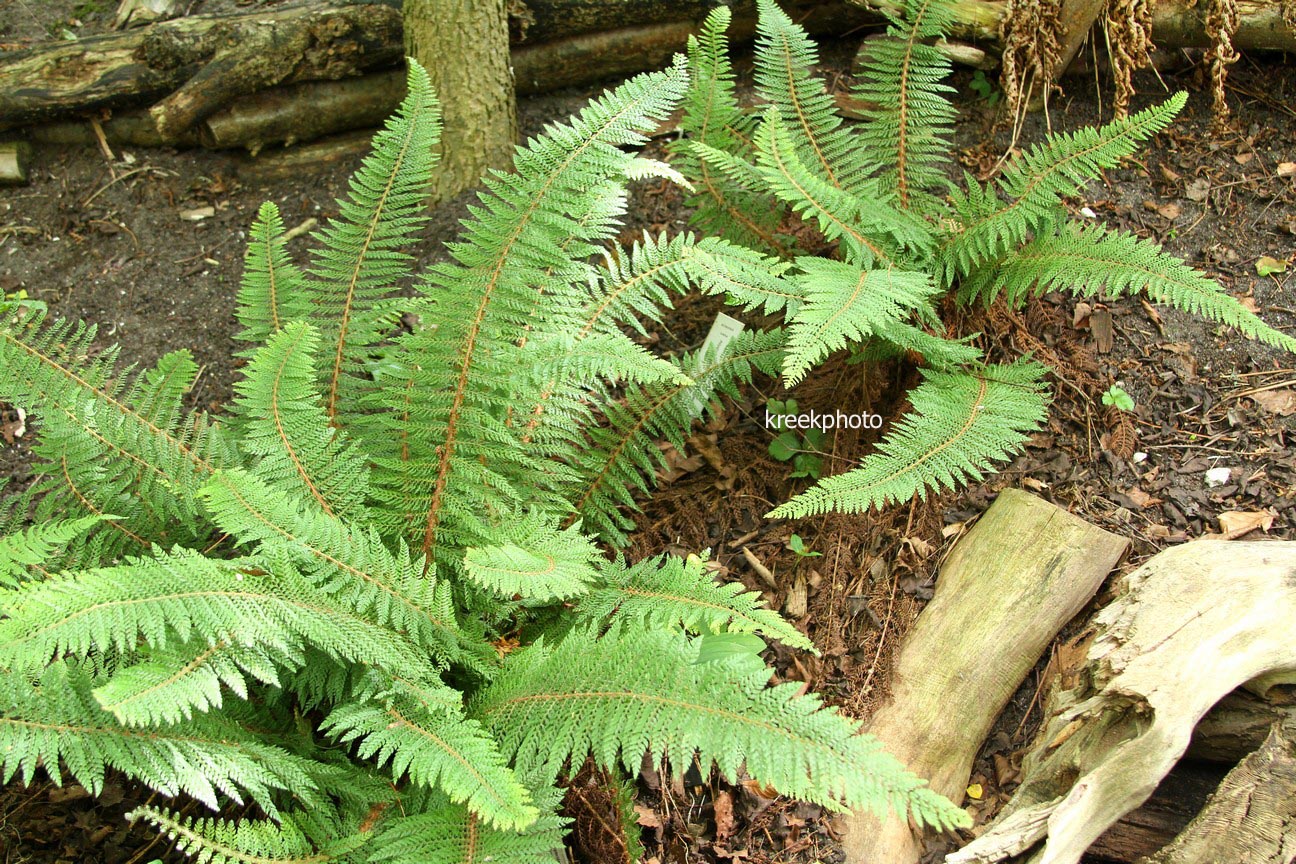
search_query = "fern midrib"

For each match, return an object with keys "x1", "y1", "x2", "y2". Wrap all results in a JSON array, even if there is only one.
[
  {"x1": 570, "y1": 343, "x2": 780, "y2": 519},
  {"x1": 269, "y1": 326, "x2": 336, "y2": 516},
  {"x1": 422, "y1": 92, "x2": 660, "y2": 565},
  {"x1": 464, "y1": 813, "x2": 480, "y2": 864},
  {"x1": 4, "y1": 330, "x2": 211, "y2": 474},
  {"x1": 262, "y1": 232, "x2": 284, "y2": 334},
  {"x1": 386, "y1": 706, "x2": 519, "y2": 813},
  {"x1": 615, "y1": 586, "x2": 771, "y2": 632},
  {"x1": 698, "y1": 162, "x2": 790, "y2": 256},
  {"x1": 473, "y1": 553, "x2": 558, "y2": 579},
  {"x1": 894, "y1": 0, "x2": 938, "y2": 207},
  {"x1": 98, "y1": 640, "x2": 227, "y2": 717},
  {"x1": 213, "y1": 477, "x2": 455, "y2": 634},
  {"x1": 688, "y1": 255, "x2": 801, "y2": 307},
  {"x1": 324, "y1": 107, "x2": 421, "y2": 423},
  {"x1": 776, "y1": 39, "x2": 839, "y2": 188},
  {"x1": 800, "y1": 267, "x2": 872, "y2": 354}
]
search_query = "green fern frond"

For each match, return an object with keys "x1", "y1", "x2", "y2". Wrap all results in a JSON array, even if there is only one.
[
  {"x1": 576, "y1": 553, "x2": 816, "y2": 652},
  {"x1": 572, "y1": 329, "x2": 786, "y2": 546},
  {"x1": 199, "y1": 470, "x2": 472, "y2": 668},
  {"x1": 771, "y1": 361, "x2": 1049, "y2": 517},
  {"x1": 231, "y1": 323, "x2": 370, "y2": 521},
  {"x1": 464, "y1": 516, "x2": 600, "y2": 603},
  {"x1": 323, "y1": 695, "x2": 537, "y2": 831},
  {"x1": 852, "y1": 0, "x2": 958, "y2": 211},
  {"x1": 472, "y1": 626, "x2": 968, "y2": 829},
  {"x1": 0, "y1": 661, "x2": 323, "y2": 816},
  {"x1": 783, "y1": 258, "x2": 941, "y2": 385},
  {"x1": 369, "y1": 780, "x2": 567, "y2": 864},
  {"x1": 943, "y1": 93, "x2": 1186, "y2": 281},
  {"x1": 0, "y1": 515, "x2": 105, "y2": 587},
  {"x1": 752, "y1": 114, "x2": 935, "y2": 267},
  {"x1": 0, "y1": 310, "x2": 234, "y2": 546},
  {"x1": 92, "y1": 640, "x2": 292, "y2": 727},
  {"x1": 963, "y1": 222, "x2": 1296, "y2": 351},
  {"x1": 752, "y1": 0, "x2": 863, "y2": 193},
  {"x1": 127, "y1": 807, "x2": 368, "y2": 864},
  {"x1": 372, "y1": 59, "x2": 688, "y2": 562},
  {"x1": 0, "y1": 546, "x2": 429, "y2": 683},
  {"x1": 305, "y1": 61, "x2": 440, "y2": 423},
  {"x1": 234, "y1": 201, "x2": 309, "y2": 349},
  {"x1": 675, "y1": 7, "x2": 787, "y2": 255}
]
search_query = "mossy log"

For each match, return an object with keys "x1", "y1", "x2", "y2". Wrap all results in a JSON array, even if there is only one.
[{"x1": 840, "y1": 488, "x2": 1129, "y2": 864}]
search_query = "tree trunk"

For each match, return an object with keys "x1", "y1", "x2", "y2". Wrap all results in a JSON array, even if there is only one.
[
  {"x1": 404, "y1": 0, "x2": 517, "y2": 202},
  {"x1": 841, "y1": 489, "x2": 1129, "y2": 864}
]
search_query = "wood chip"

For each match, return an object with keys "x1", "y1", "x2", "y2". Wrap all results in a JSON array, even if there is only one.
[{"x1": 783, "y1": 574, "x2": 808, "y2": 618}]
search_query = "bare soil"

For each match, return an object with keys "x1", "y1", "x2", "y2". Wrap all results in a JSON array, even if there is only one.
[{"x1": 1, "y1": 4, "x2": 1295, "y2": 861}]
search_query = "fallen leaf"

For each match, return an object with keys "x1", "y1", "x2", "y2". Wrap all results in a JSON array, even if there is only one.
[
  {"x1": 1126, "y1": 487, "x2": 1162, "y2": 509},
  {"x1": 634, "y1": 804, "x2": 663, "y2": 829},
  {"x1": 1205, "y1": 466, "x2": 1233, "y2": 488},
  {"x1": 1233, "y1": 152, "x2": 1254, "y2": 165},
  {"x1": 966, "y1": 783, "x2": 984, "y2": 801},
  {"x1": 1022, "y1": 476, "x2": 1050, "y2": 492},
  {"x1": 1072, "y1": 301, "x2": 1092, "y2": 328},
  {"x1": 1278, "y1": 162, "x2": 1296, "y2": 178},
  {"x1": 1218, "y1": 510, "x2": 1274, "y2": 538},
  {"x1": 179, "y1": 206, "x2": 215, "y2": 222},
  {"x1": 1157, "y1": 202, "x2": 1181, "y2": 220},
  {"x1": 1185, "y1": 177, "x2": 1211, "y2": 202},
  {"x1": 1256, "y1": 255, "x2": 1288, "y2": 276},
  {"x1": 1160, "y1": 164, "x2": 1181, "y2": 183},
  {"x1": 1251, "y1": 389, "x2": 1296, "y2": 416}
]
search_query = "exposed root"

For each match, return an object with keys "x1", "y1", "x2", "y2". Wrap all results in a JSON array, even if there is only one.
[
  {"x1": 999, "y1": 0, "x2": 1066, "y2": 129},
  {"x1": 1204, "y1": 0, "x2": 1240, "y2": 128},
  {"x1": 1104, "y1": 0, "x2": 1154, "y2": 118}
]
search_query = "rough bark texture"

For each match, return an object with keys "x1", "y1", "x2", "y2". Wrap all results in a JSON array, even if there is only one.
[
  {"x1": 0, "y1": 1, "x2": 404, "y2": 134},
  {"x1": 947, "y1": 541, "x2": 1296, "y2": 864},
  {"x1": 0, "y1": 142, "x2": 32, "y2": 185},
  {"x1": 1189, "y1": 685, "x2": 1296, "y2": 763},
  {"x1": 1141, "y1": 725, "x2": 1296, "y2": 864},
  {"x1": 404, "y1": 0, "x2": 517, "y2": 202},
  {"x1": 841, "y1": 489, "x2": 1129, "y2": 864}
]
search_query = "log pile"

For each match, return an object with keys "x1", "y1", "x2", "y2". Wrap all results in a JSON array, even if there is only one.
[{"x1": 2, "y1": 0, "x2": 1292, "y2": 156}]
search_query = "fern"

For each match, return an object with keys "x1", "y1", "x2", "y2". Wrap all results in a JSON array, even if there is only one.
[
  {"x1": 0, "y1": 56, "x2": 971, "y2": 863},
  {"x1": 670, "y1": 0, "x2": 1288, "y2": 525}
]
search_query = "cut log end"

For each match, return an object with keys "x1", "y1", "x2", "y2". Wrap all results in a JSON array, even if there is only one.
[{"x1": 0, "y1": 141, "x2": 32, "y2": 186}]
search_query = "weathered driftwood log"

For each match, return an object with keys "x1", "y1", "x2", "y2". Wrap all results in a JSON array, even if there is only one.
[
  {"x1": 946, "y1": 541, "x2": 1296, "y2": 864},
  {"x1": 0, "y1": 142, "x2": 32, "y2": 185},
  {"x1": 841, "y1": 489, "x2": 1129, "y2": 864},
  {"x1": 0, "y1": 2, "x2": 404, "y2": 135},
  {"x1": 1140, "y1": 725, "x2": 1296, "y2": 864},
  {"x1": 1085, "y1": 763, "x2": 1223, "y2": 863}
]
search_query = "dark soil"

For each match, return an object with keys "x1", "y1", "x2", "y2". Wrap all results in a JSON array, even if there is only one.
[{"x1": 2, "y1": 3, "x2": 1295, "y2": 862}]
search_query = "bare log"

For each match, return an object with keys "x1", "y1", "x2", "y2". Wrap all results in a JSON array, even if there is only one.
[
  {"x1": 1086, "y1": 763, "x2": 1223, "y2": 863},
  {"x1": 841, "y1": 488, "x2": 1129, "y2": 864},
  {"x1": 0, "y1": 142, "x2": 32, "y2": 185},
  {"x1": 947, "y1": 541, "x2": 1296, "y2": 864},
  {"x1": 1189, "y1": 685, "x2": 1296, "y2": 763}
]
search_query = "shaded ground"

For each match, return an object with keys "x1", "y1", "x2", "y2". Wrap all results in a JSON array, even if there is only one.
[{"x1": 2, "y1": 3, "x2": 1295, "y2": 861}]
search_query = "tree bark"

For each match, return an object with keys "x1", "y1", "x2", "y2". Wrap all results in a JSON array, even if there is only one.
[
  {"x1": 404, "y1": 0, "x2": 517, "y2": 201},
  {"x1": 0, "y1": 1, "x2": 404, "y2": 135},
  {"x1": 841, "y1": 489, "x2": 1129, "y2": 864},
  {"x1": 1141, "y1": 725, "x2": 1296, "y2": 864}
]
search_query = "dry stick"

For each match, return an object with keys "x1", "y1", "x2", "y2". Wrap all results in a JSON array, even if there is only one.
[{"x1": 842, "y1": 488, "x2": 1128, "y2": 864}]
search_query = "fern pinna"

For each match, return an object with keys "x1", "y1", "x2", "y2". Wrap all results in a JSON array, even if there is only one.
[
  {"x1": 0, "y1": 60, "x2": 968, "y2": 863},
  {"x1": 674, "y1": 0, "x2": 1294, "y2": 519}
]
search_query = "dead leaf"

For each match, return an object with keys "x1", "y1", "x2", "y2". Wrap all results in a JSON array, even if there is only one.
[
  {"x1": 179, "y1": 206, "x2": 215, "y2": 222},
  {"x1": 1073, "y1": 301, "x2": 1092, "y2": 328},
  {"x1": 634, "y1": 804, "x2": 663, "y2": 829},
  {"x1": 1278, "y1": 162, "x2": 1296, "y2": 178},
  {"x1": 1157, "y1": 202, "x2": 1181, "y2": 220},
  {"x1": 1252, "y1": 389, "x2": 1296, "y2": 416},
  {"x1": 1022, "y1": 476, "x2": 1050, "y2": 491},
  {"x1": 1159, "y1": 164, "x2": 1182, "y2": 183},
  {"x1": 1126, "y1": 487, "x2": 1162, "y2": 509},
  {"x1": 966, "y1": 783, "x2": 984, "y2": 801},
  {"x1": 1218, "y1": 510, "x2": 1275, "y2": 538},
  {"x1": 1185, "y1": 177, "x2": 1211, "y2": 202},
  {"x1": 1233, "y1": 152, "x2": 1254, "y2": 165},
  {"x1": 713, "y1": 790, "x2": 736, "y2": 840}
]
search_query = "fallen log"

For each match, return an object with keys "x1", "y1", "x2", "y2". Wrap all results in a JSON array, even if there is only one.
[
  {"x1": 946, "y1": 540, "x2": 1296, "y2": 864},
  {"x1": 0, "y1": 1, "x2": 404, "y2": 135},
  {"x1": 840, "y1": 488, "x2": 1129, "y2": 864}
]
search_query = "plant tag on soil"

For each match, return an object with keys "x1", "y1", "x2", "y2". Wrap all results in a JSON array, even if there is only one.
[{"x1": 687, "y1": 312, "x2": 745, "y2": 418}]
